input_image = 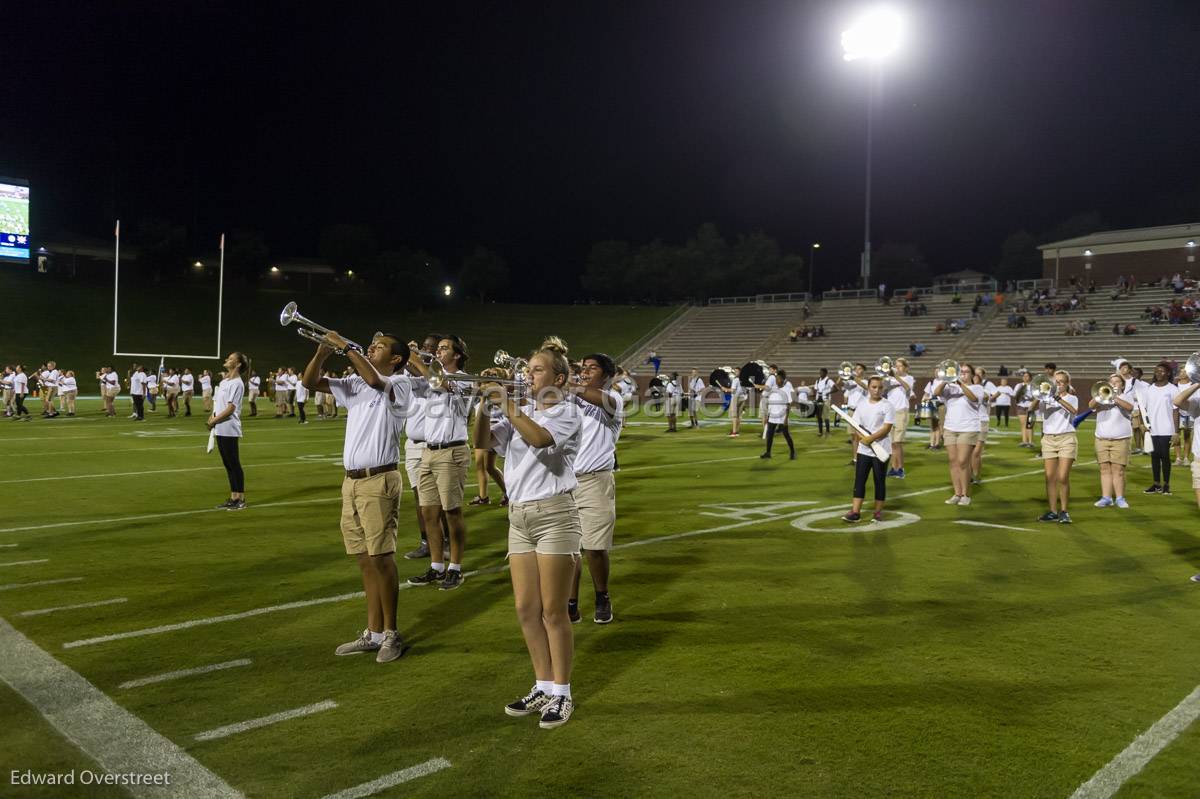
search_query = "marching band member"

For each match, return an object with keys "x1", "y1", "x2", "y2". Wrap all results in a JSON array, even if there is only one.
[
  {"x1": 1015, "y1": 370, "x2": 1034, "y2": 448},
  {"x1": 933, "y1": 361, "x2": 979, "y2": 505},
  {"x1": 129, "y1": 364, "x2": 146, "y2": 421},
  {"x1": 843, "y1": 375, "x2": 895, "y2": 523},
  {"x1": 200, "y1": 369, "x2": 214, "y2": 413},
  {"x1": 1175, "y1": 373, "x2": 1193, "y2": 466},
  {"x1": 163, "y1": 367, "x2": 180, "y2": 418},
  {"x1": 247, "y1": 371, "x2": 261, "y2": 416},
  {"x1": 970, "y1": 368, "x2": 993, "y2": 485},
  {"x1": 402, "y1": 335, "x2": 445, "y2": 560},
  {"x1": 145, "y1": 369, "x2": 158, "y2": 412},
  {"x1": 323, "y1": 369, "x2": 338, "y2": 418},
  {"x1": 274, "y1": 368, "x2": 290, "y2": 417},
  {"x1": 295, "y1": 374, "x2": 309, "y2": 424},
  {"x1": 12, "y1": 365, "x2": 30, "y2": 420},
  {"x1": 471, "y1": 367, "x2": 510, "y2": 505},
  {"x1": 40, "y1": 363, "x2": 60, "y2": 417},
  {"x1": 688, "y1": 368, "x2": 705, "y2": 428},
  {"x1": 727, "y1": 371, "x2": 746, "y2": 437},
  {"x1": 1115, "y1": 359, "x2": 1146, "y2": 454},
  {"x1": 760, "y1": 369, "x2": 796, "y2": 459},
  {"x1": 207, "y1": 352, "x2": 249, "y2": 511},
  {"x1": 180, "y1": 368, "x2": 194, "y2": 417},
  {"x1": 59, "y1": 370, "x2": 77, "y2": 416},
  {"x1": 813, "y1": 368, "x2": 834, "y2": 437},
  {"x1": 886, "y1": 358, "x2": 914, "y2": 478},
  {"x1": 1171, "y1": 373, "x2": 1200, "y2": 512},
  {"x1": 287, "y1": 367, "x2": 299, "y2": 416},
  {"x1": 407, "y1": 335, "x2": 473, "y2": 590},
  {"x1": 567, "y1": 352, "x2": 623, "y2": 625},
  {"x1": 1030, "y1": 369, "x2": 1079, "y2": 523},
  {"x1": 304, "y1": 332, "x2": 413, "y2": 664},
  {"x1": 840, "y1": 363, "x2": 868, "y2": 465},
  {"x1": 473, "y1": 346, "x2": 583, "y2": 728},
  {"x1": 664, "y1": 371, "x2": 681, "y2": 432},
  {"x1": 2, "y1": 366, "x2": 14, "y2": 417},
  {"x1": 1142, "y1": 361, "x2": 1180, "y2": 495},
  {"x1": 1092, "y1": 373, "x2": 1135, "y2": 508},
  {"x1": 994, "y1": 377, "x2": 1014, "y2": 427}
]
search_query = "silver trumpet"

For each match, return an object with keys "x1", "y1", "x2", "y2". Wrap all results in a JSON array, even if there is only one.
[
  {"x1": 426, "y1": 359, "x2": 525, "y2": 396},
  {"x1": 838, "y1": 361, "x2": 854, "y2": 380},
  {"x1": 1032, "y1": 378, "x2": 1057, "y2": 401},
  {"x1": 494, "y1": 349, "x2": 529, "y2": 372},
  {"x1": 874, "y1": 355, "x2": 894, "y2": 376},
  {"x1": 934, "y1": 359, "x2": 959, "y2": 381},
  {"x1": 1185, "y1": 351, "x2": 1200, "y2": 383},
  {"x1": 279, "y1": 302, "x2": 363, "y2": 355}
]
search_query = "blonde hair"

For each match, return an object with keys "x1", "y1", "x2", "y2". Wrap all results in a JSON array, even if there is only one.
[
  {"x1": 536, "y1": 348, "x2": 571, "y2": 386},
  {"x1": 540, "y1": 335, "x2": 569, "y2": 356},
  {"x1": 1054, "y1": 369, "x2": 1071, "y2": 383},
  {"x1": 895, "y1": 357, "x2": 909, "y2": 368}
]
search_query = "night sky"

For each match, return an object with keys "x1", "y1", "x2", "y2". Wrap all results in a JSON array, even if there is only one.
[{"x1": 6, "y1": 0, "x2": 1200, "y2": 289}]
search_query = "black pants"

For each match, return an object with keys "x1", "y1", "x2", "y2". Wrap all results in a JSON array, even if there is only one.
[
  {"x1": 995, "y1": 405, "x2": 1010, "y2": 426},
  {"x1": 298, "y1": 401, "x2": 306, "y2": 423},
  {"x1": 132, "y1": 394, "x2": 144, "y2": 420},
  {"x1": 853, "y1": 456, "x2": 888, "y2": 501},
  {"x1": 815, "y1": 401, "x2": 829, "y2": 433},
  {"x1": 1150, "y1": 434, "x2": 1172, "y2": 486},
  {"x1": 15, "y1": 394, "x2": 29, "y2": 416},
  {"x1": 764, "y1": 421, "x2": 794, "y2": 455},
  {"x1": 216, "y1": 435, "x2": 245, "y2": 493}
]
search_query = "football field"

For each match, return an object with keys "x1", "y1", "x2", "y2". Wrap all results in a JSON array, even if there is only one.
[{"x1": 1, "y1": 399, "x2": 1198, "y2": 798}]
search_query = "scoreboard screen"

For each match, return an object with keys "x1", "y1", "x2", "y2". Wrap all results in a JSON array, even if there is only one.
[{"x1": 0, "y1": 178, "x2": 30, "y2": 261}]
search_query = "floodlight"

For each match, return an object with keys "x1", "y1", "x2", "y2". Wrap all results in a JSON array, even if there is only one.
[
  {"x1": 842, "y1": 7, "x2": 904, "y2": 62},
  {"x1": 443, "y1": 284, "x2": 452, "y2": 297}
]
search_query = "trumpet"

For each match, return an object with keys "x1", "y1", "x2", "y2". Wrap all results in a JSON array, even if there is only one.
[
  {"x1": 494, "y1": 349, "x2": 529, "y2": 372},
  {"x1": 934, "y1": 359, "x2": 959, "y2": 381},
  {"x1": 426, "y1": 359, "x2": 525, "y2": 396},
  {"x1": 874, "y1": 355, "x2": 894, "y2": 376},
  {"x1": 838, "y1": 361, "x2": 854, "y2": 380},
  {"x1": 1185, "y1": 351, "x2": 1200, "y2": 383},
  {"x1": 280, "y1": 302, "x2": 363, "y2": 355},
  {"x1": 1090, "y1": 380, "x2": 1116, "y2": 405},
  {"x1": 1032, "y1": 378, "x2": 1057, "y2": 401}
]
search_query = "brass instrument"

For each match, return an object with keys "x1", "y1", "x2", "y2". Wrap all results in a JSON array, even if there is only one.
[
  {"x1": 426, "y1": 359, "x2": 525, "y2": 397},
  {"x1": 1185, "y1": 351, "x2": 1200, "y2": 383},
  {"x1": 838, "y1": 361, "x2": 854, "y2": 380},
  {"x1": 874, "y1": 355, "x2": 894, "y2": 376},
  {"x1": 279, "y1": 302, "x2": 363, "y2": 355},
  {"x1": 1090, "y1": 381, "x2": 1116, "y2": 405},
  {"x1": 494, "y1": 349, "x2": 529, "y2": 373},
  {"x1": 1032, "y1": 378, "x2": 1057, "y2": 401},
  {"x1": 934, "y1": 359, "x2": 959, "y2": 381}
]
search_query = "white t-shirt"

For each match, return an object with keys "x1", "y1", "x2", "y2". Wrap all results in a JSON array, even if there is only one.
[
  {"x1": 59, "y1": 375, "x2": 77, "y2": 393},
  {"x1": 766, "y1": 382, "x2": 795, "y2": 424},
  {"x1": 40, "y1": 369, "x2": 55, "y2": 388},
  {"x1": 886, "y1": 374, "x2": 914, "y2": 414},
  {"x1": 146, "y1": 374, "x2": 158, "y2": 394},
  {"x1": 287, "y1": 374, "x2": 299, "y2": 389},
  {"x1": 295, "y1": 382, "x2": 309, "y2": 403},
  {"x1": 130, "y1": 372, "x2": 146, "y2": 394},
  {"x1": 572, "y1": 390, "x2": 623, "y2": 474},
  {"x1": 937, "y1": 381, "x2": 980, "y2": 433},
  {"x1": 405, "y1": 394, "x2": 428, "y2": 447},
  {"x1": 1015, "y1": 381, "x2": 1034, "y2": 409},
  {"x1": 247, "y1": 376, "x2": 260, "y2": 393},
  {"x1": 1040, "y1": 393, "x2": 1078, "y2": 435},
  {"x1": 104, "y1": 372, "x2": 119, "y2": 392},
  {"x1": 853, "y1": 398, "x2": 896, "y2": 458},
  {"x1": 419, "y1": 373, "x2": 472, "y2": 444},
  {"x1": 13, "y1": 372, "x2": 28, "y2": 393},
  {"x1": 994, "y1": 385, "x2": 1014, "y2": 407},
  {"x1": 689, "y1": 377, "x2": 705, "y2": 397},
  {"x1": 164, "y1": 374, "x2": 180, "y2": 392},
  {"x1": 490, "y1": 401, "x2": 582, "y2": 504},
  {"x1": 1141, "y1": 383, "x2": 1180, "y2": 435},
  {"x1": 729, "y1": 376, "x2": 745, "y2": 399},
  {"x1": 1, "y1": 372, "x2": 12, "y2": 390},
  {"x1": 181, "y1": 374, "x2": 194, "y2": 391},
  {"x1": 764, "y1": 374, "x2": 778, "y2": 392},
  {"x1": 212, "y1": 377, "x2": 245, "y2": 438},
  {"x1": 616, "y1": 378, "x2": 635, "y2": 400},
  {"x1": 845, "y1": 381, "x2": 866, "y2": 409},
  {"x1": 665, "y1": 379, "x2": 681, "y2": 400},
  {"x1": 1094, "y1": 387, "x2": 1134, "y2": 440},
  {"x1": 200, "y1": 375, "x2": 212, "y2": 392},
  {"x1": 328, "y1": 374, "x2": 413, "y2": 470},
  {"x1": 814, "y1": 376, "x2": 834, "y2": 401},
  {"x1": 275, "y1": 375, "x2": 290, "y2": 392},
  {"x1": 794, "y1": 384, "x2": 811, "y2": 404},
  {"x1": 975, "y1": 387, "x2": 991, "y2": 424}
]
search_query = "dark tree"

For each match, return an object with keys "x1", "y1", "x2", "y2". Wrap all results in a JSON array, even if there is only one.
[{"x1": 458, "y1": 246, "x2": 510, "y2": 304}]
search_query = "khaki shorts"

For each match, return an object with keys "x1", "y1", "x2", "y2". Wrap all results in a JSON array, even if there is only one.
[
  {"x1": 978, "y1": 420, "x2": 989, "y2": 443},
  {"x1": 404, "y1": 442, "x2": 424, "y2": 490},
  {"x1": 891, "y1": 409, "x2": 909, "y2": 442},
  {"x1": 508, "y1": 492, "x2": 583, "y2": 556},
  {"x1": 417, "y1": 444, "x2": 470, "y2": 510},
  {"x1": 1042, "y1": 432, "x2": 1078, "y2": 460},
  {"x1": 202, "y1": 388, "x2": 213, "y2": 399},
  {"x1": 1095, "y1": 437, "x2": 1131, "y2": 466},
  {"x1": 575, "y1": 471, "x2": 616, "y2": 550},
  {"x1": 1191, "y1": 461, "x2": 1200, "y2": 490},
  {"x1": 937, "y1": 405, "x2": 947, "y2": 423},
  {"x1": 943, "y1": 429, "x2": 978, "y2": 447},
  {"x1": 339, "y1": 471, "x2": 401, "y2": 556},
  {"x1": 248, "y1": 389, "x2": 259, "y2": 400}
]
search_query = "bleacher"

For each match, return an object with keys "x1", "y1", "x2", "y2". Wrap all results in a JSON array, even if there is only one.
[{"x1": 649, "y1": 303, "x2": 809, "y2": 373}]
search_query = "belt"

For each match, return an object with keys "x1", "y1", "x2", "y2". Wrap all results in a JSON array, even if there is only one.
[
  {"x1": 345, "y1": 463, "x2": 398, "y2": 480},
  {"x1": 577, "y1": 468, "x2": 613, "y2": 477},
  {"x1": 407, "y1": 439, "x2": 425, "y2": 445},
  {"x1": 426, "y1": 440, "x2": 466, "y2": 450}
]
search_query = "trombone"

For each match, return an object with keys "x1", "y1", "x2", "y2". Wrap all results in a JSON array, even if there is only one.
[{"x1": 279, "y1": 302, "x2": 364, "y2": 355}]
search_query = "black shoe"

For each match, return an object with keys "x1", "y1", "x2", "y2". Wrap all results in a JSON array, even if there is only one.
[
  {"x1": 1143, "y1": 485, "x2": 1161, "y2": 494},
  {"x1": 403, "y1": 541, "x2": 430, "y2": 560},
  {"x1": 594, "y1": 594, "x2": 613, "y2": 624},
  {"x1": 408, "y1": 567, "x2": 446, "y2": 586},
  {"x1": 504, "y1": 689, "x2": 551, "y2": 717},
  {"x1": 789, "y1": 451, "x2": 796, "y2": 460},
  {"x1": 226, "y1": 500, "x2": 246, "y2": 511},
  {"x1": 567, "y1": 600, "x2": 581, "y2": 624},
  {"x1": 215, "y1": 499, "x2": 235, "y2": 509},
  {"x1": 439, "y1": 570, "x2": 464, "y2": 590},
  {"x1": 1038, "y1": 511, "x2": 1059, "y2": 522},
  {"x1": 760, "y1": 452, "x2": 771, "y2": 459},
  {"x1": 1161, "y1": 485, "x2": 1172, "y2": 495}
]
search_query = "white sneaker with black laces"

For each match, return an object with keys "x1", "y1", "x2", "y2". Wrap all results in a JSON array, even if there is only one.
[
  {"x1": 504, "y1": 688, "x2": 551, "y2": 717},
  {"x1": 335, "y1": 629, "x2": 380, "y2": 656},
  {"x1": 539, "y1": 695, "x2": 574, "y2": 729}
]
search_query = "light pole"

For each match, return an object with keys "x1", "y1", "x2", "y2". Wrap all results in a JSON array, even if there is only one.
[
  {"x1": 842, "y1": 7, "x2": 903, "y2": 291},
  {"x1": 808, "y1": 242, "x2": 820, "y2": 297}
]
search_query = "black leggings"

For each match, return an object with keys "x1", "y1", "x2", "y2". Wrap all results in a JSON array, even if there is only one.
[
  {"x1": 15, "y1": 394, "x2": 29, "y2": 415},
  {"x1": 814, "y1": 401, "x2": 829, "y2": 434},
  {"x1": 216, "y1": 435, "x2": 245, "y2": 493},
  {"x1": 298, "y1": 401, "x2": 307, "y2": 423},
  {"x1": 1150, "y1": 434, "x2": 1172, "y2": 486},
  {"x1": 764, "y1": 421, "x2": 794, "y2": 455},
  {"x1": 132, "y1": 394, "x2": 144, "y2": 420},
  {"x1": 995, "y1": 406, "x2": 1010, "y2": 426},
  {"x1": 853, "y1": 456, "x2": 888, "y2": 501}
]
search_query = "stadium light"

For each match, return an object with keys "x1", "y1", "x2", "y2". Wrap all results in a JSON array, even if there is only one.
[
  {"x1": 1084, "y1": 249, "x2": 1093, "y2": 256},
  {"x1": 808, "y1": 243, "x2": 820, "y2": 297},
  {"x1": 443, "y1": 284, "x2": 452, "y2": 297},
  {"x1": 193, "y1": 260, "x2": 203, "y2": 268},
  {"x1": 346, "y1": 270, "x2": 354, "y2": 277},
  {"x1": 843, "y1": 6, "x2": 904, "y2": 290},
  {"x1": 270, "y1": 266, "x2": 280, "y2": 274},
  {"x1": 1188, "y1": 240, "x2": 1196, "y2": 247}
]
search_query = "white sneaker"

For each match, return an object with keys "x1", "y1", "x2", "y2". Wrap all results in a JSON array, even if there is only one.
[
  {"x1": 944, "y1": 495, "x2": 961, "y2": 505},
  {"x1": 375, "y1": 630, "x2": 403, "y2": 663},
  {"x1": 334, "y1": 629, "x2": 380, "y2": 656},
  {"x1": 958, "y1": 496, "x2": 972, "y2": 506}
]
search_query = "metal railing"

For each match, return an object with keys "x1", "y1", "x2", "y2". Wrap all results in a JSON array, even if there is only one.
[
  {"x1": 821, "y1": 288, "x2": 879, "y2": 301},
  {"x1": 614, "y1": 305, "x2": 692, "y2": 366},
  {"x1": 932, "y1": 280, "x2": 998, "y2": 295},
  {"x1": 707, "y1": 296, "x2": 756, "y2": 305},
  {"x1": 707, "y1": 292, "x2": 812, "y2": 306},
  {"x1": 1016, "y1": 278, "x2": 1056, "y2": 291},
  {"x1": 892, "y1": 286, "x2": 935, "y2": 298}
]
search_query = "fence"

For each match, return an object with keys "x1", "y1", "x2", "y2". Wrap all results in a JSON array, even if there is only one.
[
  {"x1": 932, "y1": 280, "x2": 998, "y2": 295},
  {"x1": 821, "y1": 288, "x2": 879, "y2": 301},
  {"x1": 707, "y1": 292, "x2": 812, "y2": 306}
]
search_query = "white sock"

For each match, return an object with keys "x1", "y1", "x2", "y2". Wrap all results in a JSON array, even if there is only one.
[
  {"x1": 448, "y1": 563, "x2": 462, "y2": 572},
  {"x1": 535, "y1": 680, "x2": 553, "y2": 695},
  {"x1": 369, "y1": 630, "x2": 384, "y2": 644},
  {"x1": 430, "y1": 561, "x2": 444, "y2": 572},
  {"x1": 551, "y1": 683, "x2": 571, "y2": 699}
]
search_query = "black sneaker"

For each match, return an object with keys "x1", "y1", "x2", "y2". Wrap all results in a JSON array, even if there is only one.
[
  {"x1": 408, "y1": 567, "x2": 446, "y2": 586},
  {"x1": 215, "y1": 499, "x2": 235, "y2": 509},
  {"x1": 842, "y1": 512, "x2": 861, "y2": 523},
  {"x1": 1143, "y1": 485, "x2": 1161, "y2": 494},
  {"x1": 567, "y1": 600, "x2": 581, "y2": 624},
  {"x1": 1161, "y1": 485, "x2": 1172, "y2": 496},
  {"x1": 403, "y1": 541, "x2": 430, "y2": 560},
  {"x1": 1038, "y1": 511, "x2": 1059, "y2": 522},
  {"x1": 594, "y1": 594, "x2": 613, "y2": 624},
  {"x1": 539, "y1": 695, "x2": 574, "y2": 729},
  {"x1": 1057, "y1": 511, "x2": 1072, "y2": 524},
  {"x1": 226, "y1": 500, "x2": 246, "y2": 511},
  {"x1": 760, "y1": 453, "x2": 771, "y2": 459},
  {"x1": 439, "y1": 570, "x2": 464, "y2": 590},
  {"x1": 505, "y1": 689, "x2": 551, "y2": 717}
]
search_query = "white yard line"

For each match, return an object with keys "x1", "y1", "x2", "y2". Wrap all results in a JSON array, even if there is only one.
[
  {"x1": 19, "y1": 598, "x2": 128, "y2": 617},
  {"x1": 9, "y1": 436, "x2": 344, "y2": 458},
  {"x1": 0, "y1": 543, "x2": 18, "y2": 547},
  {"x1": 954, "y1": 520, "x2": 1034, "y2": 532},
  {"x1": 320, "y1": 758, "x2": 452, "y2": 799},
  {"x1": 0, "y1": 497, "x2": 341, "y2": 535},
  {"x1": 0, "y1": 459, "x2": 327, "y2": 485},
  {"x1": 0, "y1": 617, "x2": 243, "y2": 798},
  {"x1": 1068, "y1": 684, "x2": 1200, "y2": 799},
  {"x1": 0, "y1": 559, "x2": 49, "y2": 568},
  {"x1": 119, "y1": 659, "x2": 253, "y2": 690},
  {"x1": 0, "y1": 577, "x2": 83, "y2": 593},
  {"x1": 193, "y1": 700, "x2": 338, "y2": 742}
]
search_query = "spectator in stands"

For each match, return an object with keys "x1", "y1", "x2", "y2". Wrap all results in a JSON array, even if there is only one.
[
  {"x1": 1007, "y1": 310, "x2": 1018, "y2": 328},
  {"x1": 1172, "y1": 273, "x2": 1185, "y2": 293},
  {"x1": 817, "y1": 325, "x2": 825, "y2": 337},
  {"x1": 1112, "y1": 323, "x2": 1121, "y2": 335},
  {"x1": 645, "y1": 350, "x2": 661, "y2": 375},
  {"x1": 1124, "y1": 323, "x2": 1138, "y2": 335},
  {"x1": 998, "y1": 365, "x2": 1009, "y2": 376},
  {"x1": 918, "y1": 302, "x2": 928, "y2": 315},
  {"x1": 951, "y1": 290, "x2": 961, "y2": 304},
  {"x1": 908, "y1": 343, "x2": 926, "y2": 357},
  {"x1": 1086, "y1": 319, "x2": 1097, "y2": 334},
  {"x1": 802, "y1": 302, "x2": 812, "y2": 320}
]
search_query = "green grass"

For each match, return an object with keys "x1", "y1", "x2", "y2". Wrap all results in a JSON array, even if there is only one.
[{"x1": 1, "y1": 400, "x2": 1199, "y2": 798}]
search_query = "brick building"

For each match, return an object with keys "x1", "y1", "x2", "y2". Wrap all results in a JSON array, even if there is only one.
[{"x1": 1040, "y1": 222, "x2": 1199, "y2": 286}]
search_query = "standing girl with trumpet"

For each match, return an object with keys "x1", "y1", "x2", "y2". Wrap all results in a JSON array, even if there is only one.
[
  {"x1": 1091, "y1": 373, "x2": 1136, "y2": 508},
  {"x1": 1030, "y1": 370, "x2": 1079, "y2": 523},
  {"x1": 933, "y1": 361, "x2": 979, "y2": 505}
]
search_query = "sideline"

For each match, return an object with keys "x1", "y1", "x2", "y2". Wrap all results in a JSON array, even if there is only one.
[{"x1": 319, "y1": 758, "x2": 452, "y2": 799}]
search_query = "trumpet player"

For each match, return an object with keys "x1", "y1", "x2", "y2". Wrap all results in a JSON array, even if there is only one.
[
  {"x1": 1030, "y1": 370, "x2": 1079, "y2": 523},
  {"x1": 1092, "y1": 373, "x2": 1135, "y2": 508},
  {"x1": 403, "y1": 334, "x2": 449, "y2": 560},
  {"x1": 932, "y1": 361, "x2": 979, "y2": 506},
  {"x1": 839, "y1": 363, "x2": 869, "y2": 465},
  {"x1": 1015, "y1": 369, "x2": 1035, "y2": 447},
  {"x1": 886, "y1": 358, "x2": 914, "y2": 478}
]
